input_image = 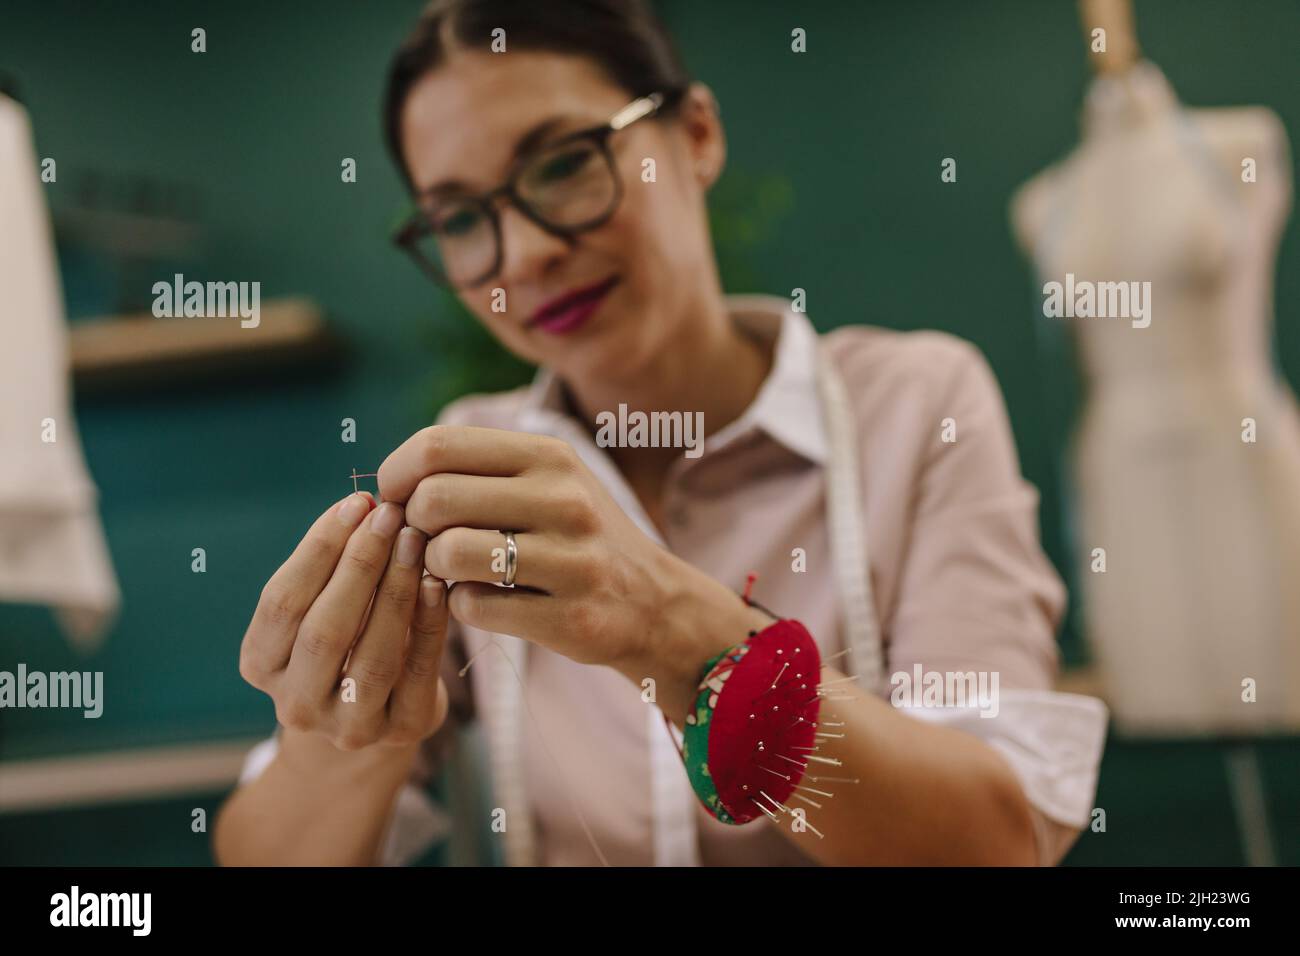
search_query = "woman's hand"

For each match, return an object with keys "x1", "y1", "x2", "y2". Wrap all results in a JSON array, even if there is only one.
[
  {"x1": 238, "y1": 492, "x2": 452, "y2": 751},
  {"x1": 376, "y1": 425, "x2": 770, "y2": 724}
]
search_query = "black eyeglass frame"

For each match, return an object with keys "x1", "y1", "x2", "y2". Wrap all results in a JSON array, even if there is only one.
[{"x1": 392, "y1": 89, "x2": 683, "y2": 289}]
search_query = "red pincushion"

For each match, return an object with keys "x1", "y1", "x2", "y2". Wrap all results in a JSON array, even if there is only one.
[{"x1": 709, "y1": 619, "x2": 822, "y2": 823}]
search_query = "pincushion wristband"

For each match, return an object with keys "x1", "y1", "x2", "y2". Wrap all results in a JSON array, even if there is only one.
[
  {"x1": 682, "y1": 642, "x2": 748, "y2": 823},
  {"x1": 680, "y1": 613, "x2": 823, "y2": 825}
]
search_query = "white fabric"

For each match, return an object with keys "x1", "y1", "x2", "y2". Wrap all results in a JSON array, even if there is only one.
[
  {"x1": 0, "y1": 93, "x2": 119, "y2": 651},
  {"x1": 815, "y1": 337, "x2": 884, "y2": 696},
  {"x1": 647, "y1": 706, "x2": 699, "y2": 866},
  {"x1": 895, "y1": 690, "x2": 1109, "y2": 831}
]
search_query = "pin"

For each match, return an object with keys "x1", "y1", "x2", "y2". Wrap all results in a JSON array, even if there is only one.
[
  {"x1": 821, "y1": 648, "x2": 852, "y2": 665},
  {"x1": 819, "y1": 674, "x2": 861, "y2": 686},
  {"x1": 774, "y1": 754, "x2": 808, "y2": 769},
  {"x1": 802, "y1": 754, "x2": 844, "y2": 767},
  {"x1": 802, "y1": 693, "x2": 853, "y2": 706},
  {"x1": 349, "y1": 467, "x2": 378, "y2": 495},
  {"x1": 790, "y1": 792, "x2": 823, "y2": 810},
  {"x1": 798, "y1": 816, "x2": 825, "y2": 839},
  {"x1": 770, "y1": 662, "x2": 790, "y2": 688},
  {"x1": 758, "y1": 765, "x2": 791, "y2": 782},
  {"x1": 808, "y1": 775, "x2": 860, "y2": 784},
  {"x1": 794, "y1": 784, "x2": 835, "y2": 798},
  {"x1": 756, "y1": 673, "x2": 808, "y2": 701},
  {"x1": 814, "y1": 731, "x2": 845, "y2": 739},
  {"x1": 749, "y1": 797, "x2": 779, "y2": 822},
  {"x1": 814, "y1": 691, "x2": 854, "y2": 702},
  {"x1": 758, "y1": 790, "x2": 792, "y2": 815}
]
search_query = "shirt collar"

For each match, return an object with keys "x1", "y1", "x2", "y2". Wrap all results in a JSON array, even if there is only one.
[{"x1": 517, "y1": 293, "x2": 829, "y2": 465}]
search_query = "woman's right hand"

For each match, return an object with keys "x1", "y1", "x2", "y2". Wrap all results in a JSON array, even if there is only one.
[{"x1": 238, "y1": 492, "x2": 451, "y2": 752}]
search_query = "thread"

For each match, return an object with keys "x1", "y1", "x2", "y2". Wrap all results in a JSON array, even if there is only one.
[{"x1": 461, "y1": 635, "x2": 611, "y2": 867}]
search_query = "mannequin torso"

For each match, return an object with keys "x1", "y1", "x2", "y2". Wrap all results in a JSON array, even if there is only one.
[{"x1": 1011, "y1": 62, "x2": 1300, "y2": 735}]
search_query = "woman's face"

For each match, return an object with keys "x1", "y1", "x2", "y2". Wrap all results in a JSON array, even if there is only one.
[{"x1": 399, "y1": 48, "x2": 725, "y2": 386}]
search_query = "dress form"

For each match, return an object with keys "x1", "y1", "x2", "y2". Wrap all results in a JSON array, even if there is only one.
[{"x1": 1011, "y1": 54, "x2": 1300, "y2": 736}]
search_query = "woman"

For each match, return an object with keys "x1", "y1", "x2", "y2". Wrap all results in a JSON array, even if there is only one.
[{"x1": 214, "y1": 0, "x2": 1106, "y2": 867}]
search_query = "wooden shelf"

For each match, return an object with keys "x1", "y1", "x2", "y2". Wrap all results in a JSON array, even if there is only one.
[{"x1": 68, "y1": 297, "x2": 346, "y2": 395}]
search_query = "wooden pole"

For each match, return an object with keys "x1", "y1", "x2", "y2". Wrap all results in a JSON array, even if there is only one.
[{"x1": 1079, "y1": 0, "x2": 1141, "y2": 75}]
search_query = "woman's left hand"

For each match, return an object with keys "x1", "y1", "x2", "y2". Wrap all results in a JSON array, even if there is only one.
[{"x1": 376, "y1": 425, "x2": 767, "y2": 723}]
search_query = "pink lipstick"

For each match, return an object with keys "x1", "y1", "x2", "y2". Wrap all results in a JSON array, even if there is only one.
[{"x1": 528, "y1": 275, "x2": 620, "y2": 335}]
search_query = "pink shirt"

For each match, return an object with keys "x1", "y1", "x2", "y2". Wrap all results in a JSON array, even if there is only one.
[{"x1": 240, "y1": 294, "x2": 1107, "y2": 865}]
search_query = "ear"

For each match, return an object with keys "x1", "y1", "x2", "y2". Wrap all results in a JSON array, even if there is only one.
[{"x1": 675, "y1": 82, "x2": 727, "y2": 189}]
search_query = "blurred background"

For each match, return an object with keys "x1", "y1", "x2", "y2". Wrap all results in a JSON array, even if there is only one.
[{"x1": 0, "y1": 0, "x2": 1296, "y2": 865}]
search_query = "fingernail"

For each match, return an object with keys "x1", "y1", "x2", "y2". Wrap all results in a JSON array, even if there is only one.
[
  {"x1": 420, "y1": 576, "x2": 445, "y2": 607},
  {"x1": 395, "y1": 527, "x2": 424, "y2": 567},
  {"x1": 371, "y1": 502, "x2": 403, "y2": 538},
  {"x1": 337, "y1": 493, "x2": 370, "y2": 526}
]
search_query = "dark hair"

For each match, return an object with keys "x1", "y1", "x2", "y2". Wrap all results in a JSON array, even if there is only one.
[{"x1": 382, "y1": 0, "x2": 692, "y2": 190}]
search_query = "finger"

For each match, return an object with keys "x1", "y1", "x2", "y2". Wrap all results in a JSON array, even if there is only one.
[
  {"x1": 407, "y1": 471, "x2": 584, "y2": 538},
  {"x1": 445, "y1": 580, "x2": 554, "y2": 646},
  {"x1": 285, "y1": 501, "x2": 407, "y2": 701},
  {"x1": 377, "y1": 425, "x2": 566, "y2": 505},
  {"x1": 337, "y1": 526, "x2": 428, "y2": 728},
  {"x1": 425, "y1": 527, "x2": 574, "y2": 594},
  {"x1": 388, "y1": 575, "x2": 451, "y2": 741},
  {"x1": 405, "y1": 474, "x2": 536, "y2": 537},
  {"x1": 244, "y1": 492, "x2": 375, "y2": 678}
]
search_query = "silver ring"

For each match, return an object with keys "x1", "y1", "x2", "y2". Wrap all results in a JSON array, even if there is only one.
[{"x1": 501, "y1": 530, "x2": 518, "y2": 588}]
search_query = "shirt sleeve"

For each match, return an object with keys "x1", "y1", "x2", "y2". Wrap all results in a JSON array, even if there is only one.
[
  {"x1": 882, "y1": 335, "x2": 1108, "y2": 865},
  {"x1": 234, "y1": 727, "x2": 451, "y2": 867}
]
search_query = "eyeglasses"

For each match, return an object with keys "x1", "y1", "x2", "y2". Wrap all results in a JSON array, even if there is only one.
[{"x1": 392, "y1": 90, "x2": 680, "y2": 289}]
